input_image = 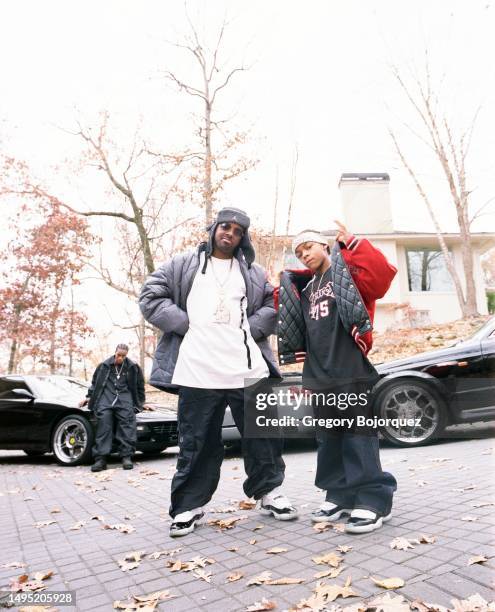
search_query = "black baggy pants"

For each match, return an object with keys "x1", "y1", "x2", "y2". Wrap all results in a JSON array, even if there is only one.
[
  {"x1": 315, "y1": 429, "x2": 397, "y2": 515},
  {"x1": 92, "y1": 402, "x2": 137, "y2": 459},
  {"x1": 170, "y1": 385, "x2": 285, "y2": 518}
]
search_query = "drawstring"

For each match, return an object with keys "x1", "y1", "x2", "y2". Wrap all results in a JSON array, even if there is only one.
[
  {"x1": 201, "y1": 254, "x2": 209, "y2": 274},
  {"x1": 240, "y1": 296, "x2": 252, "y2": 369}
]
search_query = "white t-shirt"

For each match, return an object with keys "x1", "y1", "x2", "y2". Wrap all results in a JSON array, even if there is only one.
[{"x1": 171, "y1": 253, "x2": 270, "y2": 388}]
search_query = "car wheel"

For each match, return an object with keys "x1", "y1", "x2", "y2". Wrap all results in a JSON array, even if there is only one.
[
  {"x1": 374, "y1": 380, "x2": 447, "y2": 447},
  {"x1": 51, "y1": 415, "x2": 94, "y2": 465},
  {"x1": 23, "y1": 450, "x2": 46, "y2": 457}
]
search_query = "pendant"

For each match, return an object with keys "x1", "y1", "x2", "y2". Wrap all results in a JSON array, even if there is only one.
[
  {"x1": 214, "y1": 299, "x2": 230, "y2": 324},
  {"x1": 116, "y1": 375, "x2": 121, "y2": 380}
]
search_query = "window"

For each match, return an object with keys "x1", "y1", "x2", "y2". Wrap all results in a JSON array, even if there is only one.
[
  {"x1": 0, "y1": 378, "x2": 31, "y2": 400},
  {"x1": 406, "y1": 248, "x2": 454, "y2": 292}
]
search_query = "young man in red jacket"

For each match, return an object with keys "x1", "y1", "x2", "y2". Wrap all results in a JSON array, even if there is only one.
[{"x1": 292, "y1": 221, "x2": 397, "y2": 533}]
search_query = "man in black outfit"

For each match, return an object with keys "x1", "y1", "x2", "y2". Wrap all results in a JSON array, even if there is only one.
[{"x1": 80, "y1": 344, "x2": 145, "y2": 472}]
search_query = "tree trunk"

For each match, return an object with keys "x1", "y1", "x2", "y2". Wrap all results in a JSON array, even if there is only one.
[{"x1": 204, "y1": 99, "x2": 213, "y2": 226}]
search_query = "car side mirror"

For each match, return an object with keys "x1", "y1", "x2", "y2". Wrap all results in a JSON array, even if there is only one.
[{"x1": 12, "y1": 388, "x2": 35, "y2": 401}]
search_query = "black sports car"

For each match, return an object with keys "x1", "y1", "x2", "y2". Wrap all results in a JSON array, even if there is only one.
[
  {"x1": 277, "y1": 316, "x2": 495, "y2": 447},
  {"x1": 0, "y1": 375, "x2": 178, "y2": 465},
  {"x1": 371, "y1": 315, "x2": 495, "y2": 446}
]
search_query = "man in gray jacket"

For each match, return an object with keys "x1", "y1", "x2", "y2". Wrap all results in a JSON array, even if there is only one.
[{"x1": 140, "y1": 207, "x2": 297, "y2": 536}]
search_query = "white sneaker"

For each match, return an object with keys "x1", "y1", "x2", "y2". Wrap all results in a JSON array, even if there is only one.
[
  {"x1": 311, "y1": 501, "x2": 352, "y2": 523},
  {"x1": 170, "y1": 507, "x2": 204, "y2": 537},
  {"x1": 345, "y1": 508, "x2": 392, "y2": 534},
  {"x1": 259, "y1": 486, "x2": 298, "y2": 521}
]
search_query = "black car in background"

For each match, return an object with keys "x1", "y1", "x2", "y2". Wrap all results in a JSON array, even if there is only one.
[
  {"x1": 0, "y1": 375, "x2": 178, "y2": 465},
  {"x1": 371, "y1": 315, "x2": 495, "y2": 446}
]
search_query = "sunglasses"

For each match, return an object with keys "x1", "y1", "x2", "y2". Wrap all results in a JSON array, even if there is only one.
[{"x1": 219, "y1": 222, "x2": 244, "y2": 238}]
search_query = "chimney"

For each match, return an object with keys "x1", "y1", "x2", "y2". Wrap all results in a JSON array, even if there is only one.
[{"x1": 338, "y1": 173, "x2": 393, "y2": 234}]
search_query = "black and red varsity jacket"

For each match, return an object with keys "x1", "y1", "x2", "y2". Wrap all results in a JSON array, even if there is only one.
[{"x1": 275, "y1": 235, "x2": 397, "y2": 365}]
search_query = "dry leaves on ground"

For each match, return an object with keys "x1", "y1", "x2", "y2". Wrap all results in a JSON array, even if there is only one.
[
  {"x1": 210, "y1": 506, "x2": 238, "y2": 513},
  {"x1": 118, "y1": 551, "x2": 146, "y2": 572},
  {"x1": 294, "y1": 577, "x2": 358, "y2": 609},
  {"x1": 208, "y1": 515, "x2": 247, "y2": 530},
  {"x1": 8, "y1": 570, "x2": 54, "y2": 593},
  {"x1": 314, "y1": 566, "x2": 344, "y2": 580},
  {"x1": 313, "y1": 521, "x2": 346, "y2": 533},
  {"x1": 460, "y1": 516, "x2": 478, "y2": 522},
  {"x1": 371, "y1": 576, "x2": 405, "y2": 590},
  {"x1": 167, "y1": 556, "x2": 215, "y2": 573},
  {"x1": 102, "y1": 523, "x2": 135, "y2": 534},
  {"x1": 337, "y1": 546, "x2": 352, "y2": 554},
  {"x1": 227, "y1": 572, "x2": 243, "y2": 583},
  {"x1": 247, "y1": 571, "x2": 305, "y2": 586},
  {"x1": 239, "y1": 500, "x2": 256, "y2": 510},
  {"x1": 467, "y1": 555, "x2": 488, "y2": 565},
  {"x1": 148, "y1": 548, "x2": 182, "y2": 560},
  {"x1": 113, "y1": 589, "x2": 175, "y2": 611},
  {"x1": 69, "y1": 521, "x2": 86, "y2": 531},
  {"x1": 2, "y1": 561, "x2": 26, "y2": 569},
  {"x1": 267, "y1": 548, "x2": 288, "y2": 554},
  {"x1": 312, "y1": 552, "x2": 343, "y2": 568},
  {"x1": 450, "y1": 594, "x2": 495, "y2": 612},
  {"x1": 246, "y1": 598, "x2": 277, "y2": 611}
]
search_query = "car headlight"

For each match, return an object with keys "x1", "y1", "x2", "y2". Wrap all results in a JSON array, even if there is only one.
[{"x1": 137, "y1": 425, "x2": 151, "y2": 432}]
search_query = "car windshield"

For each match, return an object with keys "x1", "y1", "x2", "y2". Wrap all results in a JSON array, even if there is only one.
[
  {"x1": 29, "y1": 376, "x2": 89, "y2": 402},
  {"x1": 451, "y1": 317, "x2": 495, "y2": 346}
]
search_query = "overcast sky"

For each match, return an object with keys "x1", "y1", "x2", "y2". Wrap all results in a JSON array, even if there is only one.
[{"x1": 1, "y1": 0, "x2": 494, "y2": 362}]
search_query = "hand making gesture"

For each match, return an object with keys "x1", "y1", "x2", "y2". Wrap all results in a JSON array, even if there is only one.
[{"x1": 334, "y1": 220, "x2": 352, "y2": 244}]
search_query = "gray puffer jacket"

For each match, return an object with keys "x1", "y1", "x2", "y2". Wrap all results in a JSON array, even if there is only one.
[{"x1": 139, "y1": 244, "x2": 281, "y2": 391}]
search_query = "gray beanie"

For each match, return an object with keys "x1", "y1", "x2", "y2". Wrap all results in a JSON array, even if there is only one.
[
  {"x1": 292, "y1": 230, "x2": 330, "y2": 254},
  {"x1": 201, "y1": 207, "x2": 255, "y2": 273}
]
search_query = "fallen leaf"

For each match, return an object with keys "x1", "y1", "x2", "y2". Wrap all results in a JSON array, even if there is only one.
[
  {"x1": 312, "y1": 552, "x2": 343, "y2": 567},
  {"x1": 450, "y1": 594, "x2": 495, "y2": 612},
  {"x1": 249, "y1": 539, "x2": 257, "y2": 545},
  {"x1": 69, "y1": 521, "x2": 86, "y2": 531},
  {"x1": 467, "y1": 555, "x2": 488, "y2": 565},
  {"x1": 102, "y1": 523, "x2": 135, "y2": 534},
  {"x1": 371, "y1": 576, "x2": 405, "y2": 590},
  {"x1": 117, "y1": 550, "x2": 146, "y2": 572},
  {"x1": 49, "y1": 508, "x2": 61, "y2": 514},
  {"x1": 210, "y1": 506, "x2": 237, "y2": 513},
  {"x1": 452, "y1": 485, "x2": 477, "y2": 493},
  {"x1": 113, "y1": 590, "x2": 175, "y2": 610},
  {"x1": 90, "y1": 515, "x2": 104, "y2": 521},
  {"x1": 247, "y1": 571, "x2": 273, "y2": 586},
  {"x1": 245, "y1": 598, "x2": 277, "y2": 611},
  {"x1": 2, "y1": 561, "x2": 26, "y2": 569},
  {"x1": 418, "y1": 535, "x2": 437, "y2": 544},
  {"x1": 239, "y1": 500, "x2": 256, "y2": 510},
  {"x1": 460, "y1": 516, "x2": 478, "y2": 522},
  {"x1": 34, "y1": 521, "x2": 55, "y2": 528},
  {"x1": 208, "y1": 515, "x2": 247, "y2": 530},
  {"x1": 267, "y1": 547, "x2": 288, "y2": 554},
  {"x1": 472, "y1": 501, "x2": 495, "y2": 508},
  {"x1": 228, "y1": 547, "x2": 238, "y2": 552},
  {"x1": 194, "y1": 569, "x2": 212, "y2": 582},
  {"x1": 298, "y1": 576, "x2": 359, "y2": 605},
  {"x1": 390, "y1": 537, "x2": 417, "y2": 551},
  {"x1": 337, "y1": 545, "x2": 353, "y2": 553},
  {"x1": 227, "y1": 572, "x2": 243, "y2": 582},
  {"x1": 253, "y1": 525, "x2": 264, "y2": 531},
  {"x1": 313, "y1": 566, "x2": 344, "y2": 579},
  {"x1": 416, "y1": 481, "x2": 430, "y2": 487},
  {"x1": 370, "y1": 593, "x2": 412, "y2": 612},
  {"x1": 266, "y1": 577, "x2": 305, "y2": 585},
  {"x1": 32, "y1": 571, "x2": 54, "y2": 581},
  {"x1": 148, "y1": 548, "x2": 182, "y2": 560}
]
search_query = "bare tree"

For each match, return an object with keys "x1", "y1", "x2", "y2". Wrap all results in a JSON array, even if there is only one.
[
  {"x1": 389, "y1": 54, "x2": 484, "y2": 317},
  {"x1": 163, "y1": 11, "x2": 256, "y2": 225}
]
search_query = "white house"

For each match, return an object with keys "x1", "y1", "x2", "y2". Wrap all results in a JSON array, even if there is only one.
[{"x1": 257, "y1": 173, "x2": 495, "y2": 332}]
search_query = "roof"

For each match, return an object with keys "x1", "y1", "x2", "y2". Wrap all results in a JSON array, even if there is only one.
[{"x1": 339, "y1": 173, "x2": 390, "y2": 185}]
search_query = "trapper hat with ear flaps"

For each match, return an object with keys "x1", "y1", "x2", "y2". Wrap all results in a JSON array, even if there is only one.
[{"x1": 201, "y1": 207, "x2": 255, "y2": 273}]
